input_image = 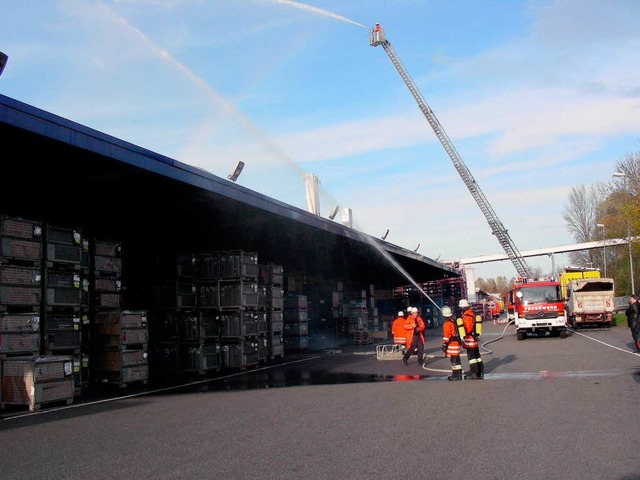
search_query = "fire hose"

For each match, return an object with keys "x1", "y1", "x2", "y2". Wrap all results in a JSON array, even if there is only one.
[{"x1": 420, "y1": 320, "x2": 514, "y2": 374}]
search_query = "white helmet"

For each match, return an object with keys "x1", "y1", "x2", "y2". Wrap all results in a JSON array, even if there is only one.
[
  {"x1": 411, "y1": 307, "x2": 418, "y2": 313},
  {"x1": 458, "y1": 299, "x2": 470, "y2": 308},
  {"x1": 397, "y1": 311, "x2": 404, "y2": 317},
  {"x1": 441, "y1": 306, "x2": 453, "y2": 318}
]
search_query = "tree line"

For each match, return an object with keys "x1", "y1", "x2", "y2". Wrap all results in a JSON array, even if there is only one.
[{"x1": 477, "y1": 143, "x2": 640, "y2": 299}]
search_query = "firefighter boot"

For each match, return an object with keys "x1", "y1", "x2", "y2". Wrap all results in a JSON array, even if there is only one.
[
  {"x1": 477, "y1": 361, "x2": 485, "y2": 379},
  {"x1": 466, "y1": 363, "x2": 481, "y2": 380},
  {"x1": 447, "y1": 370, "x2": 462, "y2": 381}
]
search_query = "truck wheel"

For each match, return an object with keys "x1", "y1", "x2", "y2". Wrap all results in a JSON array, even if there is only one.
[
  {"x1": 559, "y1": 330, "x2": 568, "y2": 339},
  {"x1": 516, "y1": 331, "x2": 525, "y2": 341}
]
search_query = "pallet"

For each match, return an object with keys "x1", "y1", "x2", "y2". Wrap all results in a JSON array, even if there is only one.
[{"x1": 351, "y1": 330, "x2": 373, "y2": 345}]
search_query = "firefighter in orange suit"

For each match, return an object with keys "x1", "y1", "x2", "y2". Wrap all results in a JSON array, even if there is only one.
[
  {"x1": 441, "y1": 306, "x2": 462, "y2": 381},
  {"x1": 402, "y1": 307, "x2": 425, "y2": 366},
  {"x1": 391, "y1": 311, "x2": 407, "y2": 353},
  {"x1": 459, "y1": 299, "x2": 484, "y2": 380}
]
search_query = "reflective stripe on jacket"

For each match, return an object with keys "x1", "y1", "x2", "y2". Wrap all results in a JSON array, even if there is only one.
[
  {"x1": 391, "y1": 317, "x2": 406, "y2": 345},
  {"x1": 442, "y1": 319, "x2": 461, "y2": 357},
  {"x1": 462, "y1": 308, "x2": 478, "y2": 349}
]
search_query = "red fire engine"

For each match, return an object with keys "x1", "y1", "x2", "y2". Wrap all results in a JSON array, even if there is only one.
[{"x1": 507, "y1": 278, "x2": 567, "y2": 340}]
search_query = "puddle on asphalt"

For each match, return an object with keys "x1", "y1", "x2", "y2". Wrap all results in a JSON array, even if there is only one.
[{"x1": 179, "y1": 370, "x2": 429, "y2": 393}]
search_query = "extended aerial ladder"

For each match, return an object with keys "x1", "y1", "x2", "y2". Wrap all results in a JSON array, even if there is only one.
[{"x1": 369, "y1": 24, "x2": 532, "y2": 278}]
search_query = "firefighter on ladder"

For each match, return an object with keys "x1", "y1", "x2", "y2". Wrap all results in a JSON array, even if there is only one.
[
  {"x1": 458, "y1": 299, "x2": 484, "y2": 380},
  {"x1": 441, "y1": 306, "x2": 462, "y2": 381},
  {"x1": 391, "y1": 311, "x2": 407, "y2": 354}
]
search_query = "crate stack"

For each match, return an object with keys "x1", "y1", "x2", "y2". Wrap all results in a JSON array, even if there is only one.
[
  {"x1": 259, "y1": 262, "x2": 284, "y2": 360},
  {"x1": 153, "y1": 254, "x2": 221, "y2": 376},
  {"x1": 42, "y1": 223, "x2": 89, "y2": 397},
  {"x1": 156, "y1": 253, "x2": 198, "y2": 311},
  {"x1": 206, "y1": 250, "x2": 262, "y2": 370},
  {"x1": 95, "y1": 310, "x2": 149, "y2": 387},
  {"x1": 92, "y1": 239, "x2": 149, "y2": 387},
  {"x1": 0, "y1": 215, "x2": 43, "y2": 360},
  {"x1": 283, "y1": 294, "x2": 309, "y2": 351},
  {"x1": 339, "y1": 289, "x2": 372, "y2": 345}
]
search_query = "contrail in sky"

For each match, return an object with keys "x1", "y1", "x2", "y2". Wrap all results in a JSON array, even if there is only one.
[{"x1": 267, "y1": 0, "x2": 368, "y2": 28}]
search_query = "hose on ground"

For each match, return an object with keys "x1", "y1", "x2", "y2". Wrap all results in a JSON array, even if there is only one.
[{"x1": 421, "y1": 320, "x2": 514, "y2": 374}]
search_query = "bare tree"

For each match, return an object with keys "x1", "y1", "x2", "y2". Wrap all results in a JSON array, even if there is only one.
[{"x1": 563, "y1": 184, "x2": 604, "y2": 267}]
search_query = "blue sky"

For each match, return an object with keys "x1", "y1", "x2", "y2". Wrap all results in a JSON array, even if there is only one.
[{"x1": 2, "y1": 0, "x2": 640, "y2": 281}]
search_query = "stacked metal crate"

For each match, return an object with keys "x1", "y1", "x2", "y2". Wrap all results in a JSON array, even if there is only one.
[
  {"x1": 42, "y1": 223, "x2": 89, "y2": 397},
  {"x1": 200, "y1": 250, "x2": 262, "y2": 370},
  {"x1": 305, "y1": 282, "x2": 346, "y2": 349},
  {"x1": 94, "y1": 310, "x2": 149, "y2": 386},
  {"x1": 92, "y1": 239, "x2": 149, "y2": 387},
  {"x1": 283, "y1": 294, "x2": 309, "y2": 351},
  {"x1": 1, "y1": 354, "x2": 74, "y2": 411},
  {"x1": 0, "y1": 215, "x2": 43, "y2": 359},
  {"x1": 336, "y1": 288, "x2": 371, "y2": 344},
  {"x1": 259, "y1": 263, "x2": 284, "y2": 360},
  {"x1": 152, "y1": 254, "x2": 221, "y2": 376}
]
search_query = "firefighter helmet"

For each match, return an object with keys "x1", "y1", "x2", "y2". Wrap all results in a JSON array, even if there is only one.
[
  {"x1": 458, "y1": 299, "x2": 470, "y2": 308},
  {"x1": 397, "y1": 311, "x2": 404, "y2": 317},
  {"x1": 441, "y1": 306, "x2": 453, "y2": 318}
]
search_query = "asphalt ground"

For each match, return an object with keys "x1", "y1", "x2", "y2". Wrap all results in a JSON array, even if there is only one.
[{"x1": 1, "y1": 320, "x2": 640, "y2": 480}]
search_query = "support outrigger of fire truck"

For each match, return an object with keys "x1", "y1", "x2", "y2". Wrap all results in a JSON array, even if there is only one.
[{"x1": 507, "y1": 278, "x2": 568, "y2": 340}]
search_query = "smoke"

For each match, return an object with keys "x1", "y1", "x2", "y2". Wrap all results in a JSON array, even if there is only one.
[{"x1": 266, "y1": 0, "x2": 368, "y2": 28}]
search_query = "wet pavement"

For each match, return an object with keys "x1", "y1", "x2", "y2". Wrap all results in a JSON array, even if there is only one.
[{"x1": 2, "y1": 320, "x2": 640, "y2": 480}]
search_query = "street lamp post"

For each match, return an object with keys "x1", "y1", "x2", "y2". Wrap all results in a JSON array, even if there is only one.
[
  {"x1": 613, "y1": 172, "x2": 635, "y2": 294},
  {"x1": 597, "y1": 223, "x2": 606, "y2": 277}
]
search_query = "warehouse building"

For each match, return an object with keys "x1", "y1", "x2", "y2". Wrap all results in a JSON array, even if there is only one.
[{"x1": 0, "y1": 93, "x2": 459, "y2": 409}]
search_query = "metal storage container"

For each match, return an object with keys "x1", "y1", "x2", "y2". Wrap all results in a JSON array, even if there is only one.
[
  {"x1": 178, "y1": 311, "x2": 219, "y2": 341},
  {"x1": 0, "y1": 237, "x2": 42, "y2": 261},
  {"x1": 0, "y1": 263, "x2": 41, "y2": 286},
  {"x1": 218, "y1": 250, "x2": 259, "y2": 278},
  {"x1": 0, "y1": 215, "x2": 42, "y2": 240},
  {"x1": 178, "y1": 344, "x2": 220, "y2": 373},
  {"x1": 221, "y1": 341, "x2": 259, "y2": 369},
  {"x1": 283, "y1": 321, "x2": 309, "y2": 337},
  {"x1": 0, "y1": 312, "x2": 40, "y2": 355},
  {"x1": 45, "y1": 242, "x2": 82, "y2": 265},
  {"x1": 44, "y1": 313, "x2": 81, "y2": 351},
  {"x1": 268, "y1": 310, "x2": 284, "y2": 333},
  {"x1": 219, "y1": 310, "x2": 266, "y2": 339},
  {"x1": 218, "y1": 279, "x2": 259, "y2": 308},
  {"x1": 1, "y1": 355, "x2": 74, "y2": 411}
]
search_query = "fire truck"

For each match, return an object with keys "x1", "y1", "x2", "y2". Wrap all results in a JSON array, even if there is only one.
[{"x1": 507, "y1": 278, "x2": 567, "y2": 340}]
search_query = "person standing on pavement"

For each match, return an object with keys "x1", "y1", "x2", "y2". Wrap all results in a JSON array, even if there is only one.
[
  {"x1": 441, "y1": 306, "x2": 462, "y2": 381},
  {"x1": 391, "y1": 311, "x2": 407, "y2": 353},
  {"x1": 625, "y1": 294, "x2": 640, "y2": 351},
  {"x1": 459, "y1": 299, "x2": 484, "y2": 379},
  {"x1": 402, "y1": 307, "x2": 425, "y2": 366}
]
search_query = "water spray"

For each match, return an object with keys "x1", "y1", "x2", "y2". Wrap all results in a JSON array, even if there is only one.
[{"x1": 267, "y1": 0, "x2": 368, "y2": 28}]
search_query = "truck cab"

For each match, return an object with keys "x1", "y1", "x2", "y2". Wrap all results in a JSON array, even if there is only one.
[{"x1": 508, "y1": 279, "x2": 567, "y2": 340}]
